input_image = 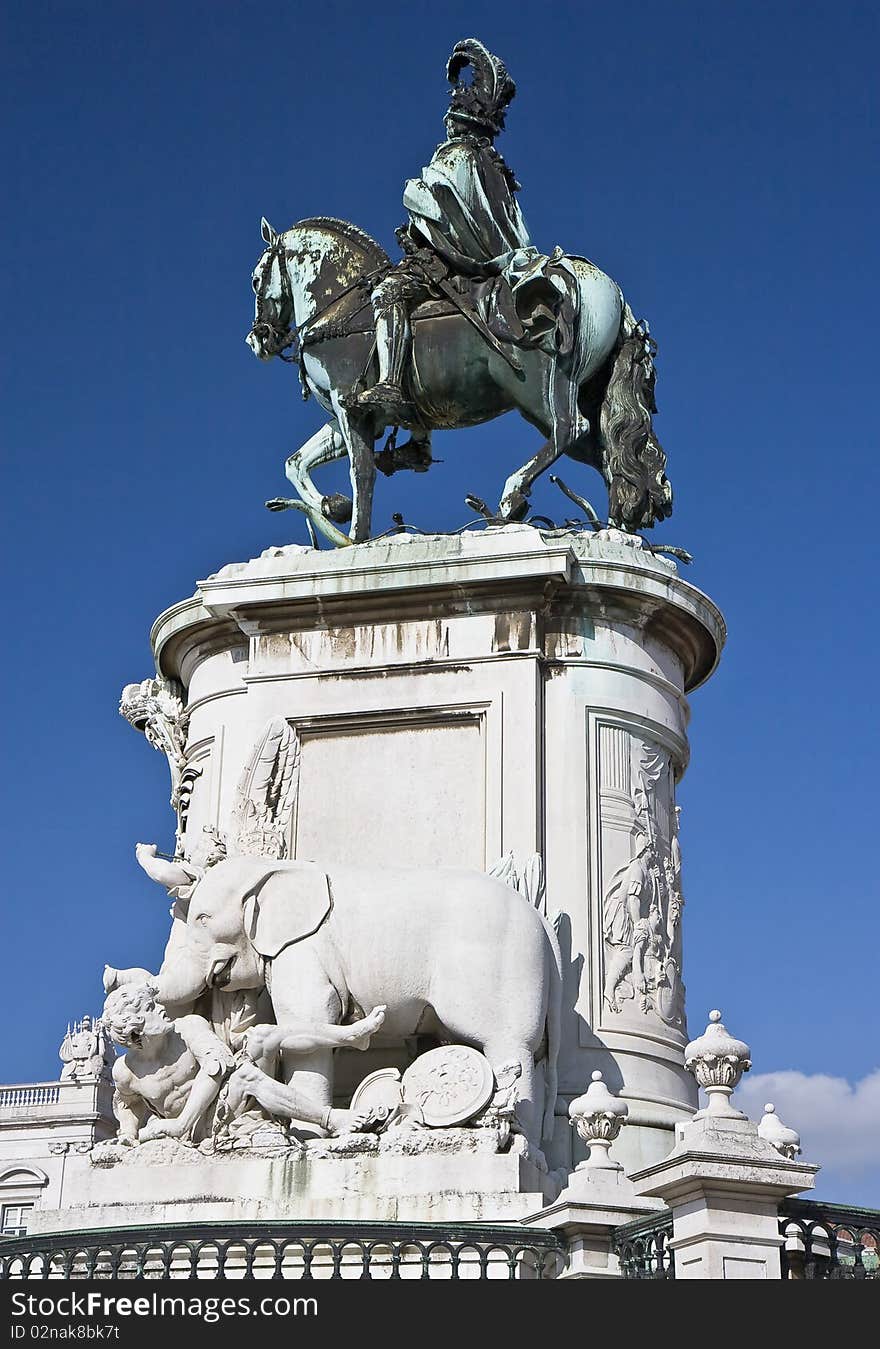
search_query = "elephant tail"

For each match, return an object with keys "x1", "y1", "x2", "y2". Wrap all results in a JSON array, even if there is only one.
[{"x1": 540, "y1": 910, "x2": 563, "y2": 1143}]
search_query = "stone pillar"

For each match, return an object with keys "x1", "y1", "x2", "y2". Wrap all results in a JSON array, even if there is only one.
[
  {"x1": 529, "y1": 1177, "x2": 664, "y2": 1279},
  {"x1": 630, "y1": 1010, "x2": 818, "y2": 1279},
  {"x1": 144, "y1": 525, "x2": 724, "y2": 1173},
  {"x1": 630, "y1": 1114, "x2": 818, "y2": 1279},
  {"x1": 530, "y1": 1069, "x2": 664, "y2": 1278}
]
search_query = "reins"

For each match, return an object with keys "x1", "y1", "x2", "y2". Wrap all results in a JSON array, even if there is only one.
[{"x1": 253, "y1": 234, "x2": 387, "y2": 366}]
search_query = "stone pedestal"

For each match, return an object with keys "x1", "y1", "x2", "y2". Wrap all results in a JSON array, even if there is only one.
[
  {"x1": 529, "y1": 1168, "x2": 664, "y2": 1278},
  {"x1": 30, "y1": 1133, "x2": 555, "y2": 1232},
  {"x1": 630, "y1": 1115, "x2": 819, "y2": 1279},
  {"x1": 144, "y1": 524, "x2": 723, "y2": 1180}
]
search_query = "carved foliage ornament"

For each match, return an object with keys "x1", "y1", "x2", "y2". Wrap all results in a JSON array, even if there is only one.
[
  {"x1": 684, "y1": 1009, "x2": 751, "y2": 1119},
  {"x1": 119, "y1": 676, "x2": 188, "y2": 776},
  {"x1": 119, "y1": 676, "x2": 197, "y2": 857},
  {"x1": 225, "y1": 717, "x2": 300, "y2": 860},
  {"x1": 568, "y1": 1071, "x2": 628, "y2": 1170}
]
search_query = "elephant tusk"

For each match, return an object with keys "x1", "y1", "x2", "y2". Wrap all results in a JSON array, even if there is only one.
[{"x1": 206, "y1": 956, "x2": 234, "y2": 989}]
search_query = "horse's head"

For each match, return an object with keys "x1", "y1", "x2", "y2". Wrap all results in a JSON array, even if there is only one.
[{"x1": 246, "y1": 218, "x2": 294, "y2": 361}]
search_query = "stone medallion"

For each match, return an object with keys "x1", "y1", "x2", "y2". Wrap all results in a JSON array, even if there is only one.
[{"x1": 401, "y1": 1046, "x2": 495, "y2": 1127}]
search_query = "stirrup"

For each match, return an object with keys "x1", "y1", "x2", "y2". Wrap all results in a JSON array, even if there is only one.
[{"x1": 355, "y1": 382, "x2": 419, "y2": 425}]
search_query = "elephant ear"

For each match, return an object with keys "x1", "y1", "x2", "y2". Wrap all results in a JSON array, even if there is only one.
[{"x1": 242, "y1": 865, "x2": 332, "y2": 960}]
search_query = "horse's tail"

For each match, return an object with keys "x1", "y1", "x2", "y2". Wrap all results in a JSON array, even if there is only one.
[{"x1": 595, "y1": 299, "x2": 673, "y2": 529}]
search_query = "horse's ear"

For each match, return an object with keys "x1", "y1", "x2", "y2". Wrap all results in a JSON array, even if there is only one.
[{"x1": 261, "y1": 217, "x2": 277, "y2": 246}]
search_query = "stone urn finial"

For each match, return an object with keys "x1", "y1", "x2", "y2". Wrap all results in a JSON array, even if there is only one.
[
  {"x1": 684, "y1": 1009, "x2": 752, "y2": 1119},
  {"x1": 757, "y1": 1103, "x2": 802, "y2": 1159},
  {"x1": 568, "y1": 1070, "x2": 629, "y2": 1170}
]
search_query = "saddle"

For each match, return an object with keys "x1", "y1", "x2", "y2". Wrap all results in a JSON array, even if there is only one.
[
  {"x1": 413, "y1": 272, "x2": 570, "y2": 352},
  {"x1": 303, "y1": 265, "x2": 571, "y2": 359}
]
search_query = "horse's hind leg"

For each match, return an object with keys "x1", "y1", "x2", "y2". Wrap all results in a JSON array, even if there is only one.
[
  {"x1": 499, "y1": 363, "x2": 591, "y2": 520},
  {"x1": 498, "y1": 437, "x2": 564, "y2": 521}
]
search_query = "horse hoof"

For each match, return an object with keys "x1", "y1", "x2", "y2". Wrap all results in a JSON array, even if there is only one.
[
  {"x1": 499, "y1": 490, "x2": 529, "y2": 522},
  {"x1": 322, "y1": 493, "x2": 353, "y2": 524}
]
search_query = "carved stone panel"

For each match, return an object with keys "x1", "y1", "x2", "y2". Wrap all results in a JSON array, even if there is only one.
[
  {"x1": 293, "y1": 710, "x2": 487, "y2": 869},
  {"x1": 597, "y1": 726, "x2": 686, "y2": 1031}
]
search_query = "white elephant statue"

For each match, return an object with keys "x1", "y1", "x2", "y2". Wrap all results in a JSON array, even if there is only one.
[{"x1": 122, "y1": 851, "x2": 562, "y2": 1150}]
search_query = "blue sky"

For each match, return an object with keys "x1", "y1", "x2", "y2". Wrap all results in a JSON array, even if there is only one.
[{"x1": 2, "y1": 2, "x2": 878, "y2": 1203}]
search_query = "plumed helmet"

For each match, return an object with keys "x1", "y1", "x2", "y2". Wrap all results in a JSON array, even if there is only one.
[{"x1": 446, "y1": 39, "x2": 516, "y2": 138}]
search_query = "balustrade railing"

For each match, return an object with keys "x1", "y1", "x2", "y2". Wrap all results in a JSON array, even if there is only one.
[
  {"x1": 612, "y1": 1211, "x2": 674, "y2": 1279},
  {"x1": 0, "y1": 1220, "x2": 565, "y2": 1281},
  {"x1": 779, "y1": 1200, "x2": 880, "y2": 1280},
  {"x1": 0, "y1": 1085, "x2": 61, "y2": 1109}
]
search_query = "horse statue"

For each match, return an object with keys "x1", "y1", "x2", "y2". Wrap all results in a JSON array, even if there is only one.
[{"x1": 246, "y1": 215, "x2": 672, "y2": 547}]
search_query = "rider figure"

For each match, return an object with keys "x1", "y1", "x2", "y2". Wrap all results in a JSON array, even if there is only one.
[{"x1": 356, "y1": 40, "x2": 547, "y2": 427}]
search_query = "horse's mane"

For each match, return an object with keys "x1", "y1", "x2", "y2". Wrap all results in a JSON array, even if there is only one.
[{"x1": 289, "y1": 216, "x2": 393, "y2": 270}]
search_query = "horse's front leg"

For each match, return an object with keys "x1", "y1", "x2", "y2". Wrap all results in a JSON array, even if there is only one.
[
  {"x1": 331, "y1": 398, "x2": 377, "y2": 542},
  {"x1": 285, "y1": 420, "x2": 350, "y2": 524}
]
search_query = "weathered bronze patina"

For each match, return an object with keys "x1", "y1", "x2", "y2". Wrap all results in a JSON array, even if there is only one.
[{"x1": 247, "y1": 39, "x2": 672, "y2": 545}]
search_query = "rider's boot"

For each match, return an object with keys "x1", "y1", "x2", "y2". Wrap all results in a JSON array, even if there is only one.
[{"x1": 356, "y1": 301, "x2": 419, "y2": 426}]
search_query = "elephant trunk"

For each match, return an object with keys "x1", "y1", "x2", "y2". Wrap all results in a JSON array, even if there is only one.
[{"x1": 152, "y1": 953, "x2": 209, "y2": 1008}]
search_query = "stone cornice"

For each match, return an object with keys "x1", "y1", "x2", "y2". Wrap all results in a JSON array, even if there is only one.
[{"x1": 150, "y1": 529, "x2": 725, "y2": 693}]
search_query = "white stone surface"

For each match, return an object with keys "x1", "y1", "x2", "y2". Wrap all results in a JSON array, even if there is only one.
[
  {"x1": 528, "y1": 1167, "x2": 663, "y2": 1279},
  {"x1": 129, "y1": 853, "x2": 561, "y2": 1152},
  {"x1": 400, "y1": 1046, "x2": 495, "y2": 1126},
  {"x1": 30, "y1": 1132, "x2": 556, "y2": 1231},
  {"x1": 757, "y1": 1102, "x2": 802, "y2": 1160},
  {"x1": 685, "y1": 1008, "x2": 752, "y2": 1119},
  {"x1": 0, "y1": 1076, "x2": 116, "y2": 1227},
  {"x1": 133, "y1": 525, "x2": 724, "y2": 1176},
  {"x1": 58, "y1": 1015, "x2": 114, "y2": 1083}
]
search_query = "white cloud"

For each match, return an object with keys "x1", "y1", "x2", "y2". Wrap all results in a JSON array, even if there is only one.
[{"x1": 735, "y1": 1069, "x2": 880, "y2": 1203}]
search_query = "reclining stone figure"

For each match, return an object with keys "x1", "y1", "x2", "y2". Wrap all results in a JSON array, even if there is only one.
[{"x1": 97, "y1": 983, "x2": 387, "y2": 1151}]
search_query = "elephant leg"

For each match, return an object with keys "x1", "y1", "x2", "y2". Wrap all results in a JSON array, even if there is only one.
[
  {"x1": 481, "y1": 1035, "x2": 546, "y2": 1166},
  {"x1": 267, "y1": 947, "x2": 342, "y2": 1132}
]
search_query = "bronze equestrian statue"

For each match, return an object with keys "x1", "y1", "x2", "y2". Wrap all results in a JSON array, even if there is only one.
[{"x1": 247, "y1": 39, "x2": 672, "y2": 546}]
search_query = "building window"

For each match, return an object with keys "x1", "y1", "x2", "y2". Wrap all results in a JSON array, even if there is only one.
[{"x1": 1, "y1": 1203, "x2": 34, "y2": 1236}]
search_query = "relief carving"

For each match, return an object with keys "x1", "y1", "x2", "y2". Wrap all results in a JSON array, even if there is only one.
[
  {"x1": 601, "y1": 736, "x2": 685, "y2": 1027},
  {"x1": 59, "y1": 1014, "x2": 114, "y2": 1082},
  {"x1": 225, "y1": 717, "x2": 300, "y2": 859}
]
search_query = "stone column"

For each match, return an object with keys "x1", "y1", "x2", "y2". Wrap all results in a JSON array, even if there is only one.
[{"x1": 143, "y1": 525, "x2": 724, "y2": 1174}]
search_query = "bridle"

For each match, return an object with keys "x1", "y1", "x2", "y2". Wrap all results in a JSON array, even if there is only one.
[
  {"x1": 250, "y1": 234, "x2": 299, "y2": 361},
  {"x1": 249, "y1": 229, "x2": 392, "y2": 402}
]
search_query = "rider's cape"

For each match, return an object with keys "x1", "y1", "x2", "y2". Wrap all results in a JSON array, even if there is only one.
[
  {"x1": 403, "y1": 138, "x2": 531, "y2": 273},
  {"x1": 404, "y1": 137, "x2": 595, "y2": 449},
  {"x1": 403, "y1": 138, "x2": 563, "y2": 347}
]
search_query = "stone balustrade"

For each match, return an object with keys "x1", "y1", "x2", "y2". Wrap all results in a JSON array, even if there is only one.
[
  {"x1": 0, "y1": 1078, "x2": 112, "y2": 1125},
  {"x1": 0, "y1": 1085, "x2": 61, "y2": 1110}
]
